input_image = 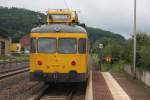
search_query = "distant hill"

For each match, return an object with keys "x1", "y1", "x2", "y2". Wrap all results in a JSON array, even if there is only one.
[
  {"x1": 0, "y1": 6, "x2": 125, "y2": 44},
  {"x1": 87, "y1": 27, "x2": 126, "y2": 46},
  {"x1": 0, "y1": 6, "x2": 45, "y2": 41}
]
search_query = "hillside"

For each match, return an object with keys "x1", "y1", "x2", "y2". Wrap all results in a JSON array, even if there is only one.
[
  {"x1": 0, "y1": 6, "x2": 45, "y2": 41},
  {"x1": 0, "y1": 6, "x2": 125, "y2": 44},
  {"x1": 87, "y1": 27, "x2": 125, "y2": 45}
]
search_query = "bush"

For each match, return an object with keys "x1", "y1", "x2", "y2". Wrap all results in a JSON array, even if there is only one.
[
  {"x1": 137, "y1": 46, "x2": 150, "y2": 70},
  {"x1": 126, "y1": 33, "x2": 150, "y2": 70}
]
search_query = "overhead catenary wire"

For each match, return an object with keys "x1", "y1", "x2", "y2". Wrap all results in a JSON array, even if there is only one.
[{"x1": 64, "y1": 0, "x2": 70, "y2": 9}]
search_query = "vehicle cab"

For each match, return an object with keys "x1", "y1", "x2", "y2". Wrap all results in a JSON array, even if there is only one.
[{"x1": 46, "y1": 9, "x2": 78, "y2": 24}]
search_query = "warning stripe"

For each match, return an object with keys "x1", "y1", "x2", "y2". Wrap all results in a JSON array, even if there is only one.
[{"x1": 102, "y1": 72, "x2": 131, "y2": 100}]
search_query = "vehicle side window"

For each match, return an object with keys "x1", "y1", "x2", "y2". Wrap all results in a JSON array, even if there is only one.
[
  {"x1": 78, "y1": 38, "x2": 86, "y2": 53},
  {"x1": 31, "y1": 38, "x2": 36, "y2": 53}
]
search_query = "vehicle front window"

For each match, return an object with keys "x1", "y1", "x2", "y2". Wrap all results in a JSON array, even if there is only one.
[
  {"x1": 78, "y1": 38, "x2": 86, "y2": 53},
  {"x1": 49, "y1": 14, "x2": 69, "y2": 21},
  {"x1": 58, "y1": 38, "x2": 76, "y2": 53},
  {"x1": 38, "y1": 38, "x2": 56, "y2": 53}
]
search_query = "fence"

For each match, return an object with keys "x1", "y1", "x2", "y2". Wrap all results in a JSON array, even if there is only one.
[{"x1": 124, "y1": 65, "x2": 150, "y2": 87}]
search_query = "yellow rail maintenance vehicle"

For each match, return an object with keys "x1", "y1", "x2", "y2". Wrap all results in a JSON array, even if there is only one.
[
  {"x1": 29, "y1": 9, "x2": 89, "y2": 83},
  {"x1": 10, "y1": 43, "x2": 22, "y2": 54}
]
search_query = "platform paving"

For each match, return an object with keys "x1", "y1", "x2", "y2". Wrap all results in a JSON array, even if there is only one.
[
  {"x1": 92, "y1": 71, "x2": 114, "y2": 100},
  {"x1": 112, "y1": 72, "x2": 150, "y2": 100},
  {"x1": 102, "y1": 72, "x2": 131, "y2": 100},
  {"x1": 92, "y1": 71, "x2": 150, "y2": 100}
]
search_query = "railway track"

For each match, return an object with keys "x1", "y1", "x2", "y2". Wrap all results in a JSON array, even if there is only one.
[
  {"x1": 0, "y1": 67, "x2": 29, "y2": 80},
  {"x1": 0, "y1": 66, "x2": 28, "y2": 74},
  {"x1": 29, "y1": 83, "x2": 86, "y2": 100},
  {"x1": 40, "y1": 88, "x2": 74, "y2": 100}
]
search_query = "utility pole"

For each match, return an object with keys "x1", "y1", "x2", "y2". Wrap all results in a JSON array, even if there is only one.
[{"x1": 133, "y1": 0, "x2": 137, "y2": 78}]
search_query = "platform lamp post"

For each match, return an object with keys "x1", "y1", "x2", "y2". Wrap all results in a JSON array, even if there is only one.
[
  {"x1": 99, "y1": 43, "x2": 103, "y2": 71},
  {"x1": 133, "y1": 0, "x2": 137, "y2": 79}
]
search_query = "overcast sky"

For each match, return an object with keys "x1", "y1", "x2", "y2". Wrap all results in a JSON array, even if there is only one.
[{"x1": 0, "y1": 0, "x2": 150, "y2": 38}]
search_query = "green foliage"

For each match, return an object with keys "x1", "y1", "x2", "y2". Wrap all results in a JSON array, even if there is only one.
[
  {"x1": 0, "y1": 55, "x2": 28, "y2": 63},
  {"x1": 89, "y1": 30, "x2": 150, "y2": 71},
  {"x1": 122, "y1": 33, "x2": 150, "y2": 70},
  {"x1": 88, "y1": 27, "x2": 127, "y2": 62},
  {"x1": 0, "y1": 6, "x2": 45, "y2": 41},
  {"x1": 88, "y1": 29, "x2": 127, "y2": 71},
  {"x1": 87, "y1": 27, "x2": 125, "y2": 46},
  {"x1": 101, "y1": 61, "x2": 124, "y2": 72},
  {"x1": 102, "y1": 42, "x2": 125, "y2": 59},
  {"x1": 87, "y1": 27, "x2": 126, "y2": 56},
  {"x1": 135, "y1": 33, "x2": 150, "y2": 70},
  {"x1": 123, "y1": 39, "x2": 133, "y2": 63},
  {"x1": 138, "y1": 46, "x2": 150, "y2": 69}
]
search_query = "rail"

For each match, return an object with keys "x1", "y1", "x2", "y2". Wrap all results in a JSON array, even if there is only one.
[
  {"x1": 66, "y1": 88, "x2": 74, "y2": 100},
  {"x1": 28, "y1": 83, "x2": 86, "y2": 100},
  {"x1": 0, "y1": 67, "x2": 29, "y2": 80},
  {"x1": 40, "y1": 88, "x2": 75, "y2": 100},
  {"x1": 0, "y1": 61, "x2": 29, "y2": 73}
]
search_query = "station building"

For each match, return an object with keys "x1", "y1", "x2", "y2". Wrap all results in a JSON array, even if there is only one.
[{"x1": 0, "y1": 33, "x2": 11, "y2": 56}]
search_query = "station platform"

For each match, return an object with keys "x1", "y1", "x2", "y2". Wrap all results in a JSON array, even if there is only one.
[{"x1": 91, "y1": 71, "x2": 150, "y2": 100}]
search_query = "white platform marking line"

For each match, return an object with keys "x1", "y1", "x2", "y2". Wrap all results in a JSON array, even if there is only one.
[{"x1": 102, "y1": 72, "x2": 132, "y2": 100}]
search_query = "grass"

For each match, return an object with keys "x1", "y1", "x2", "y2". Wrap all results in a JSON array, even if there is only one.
[
  {"x1": 90, "y1": 54, "x2": 124, "y2": 72},
  {"x1": 101, "y1": 61, "x2": 124, "y2": 73},
  {"x1": 0, "y1": 54, "x2": 29, "y2": 63}
]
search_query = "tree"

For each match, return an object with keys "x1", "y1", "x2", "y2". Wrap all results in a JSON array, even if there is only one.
[{"x1": 0, "y1": 6, "x2": 45, "y2": 41}]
